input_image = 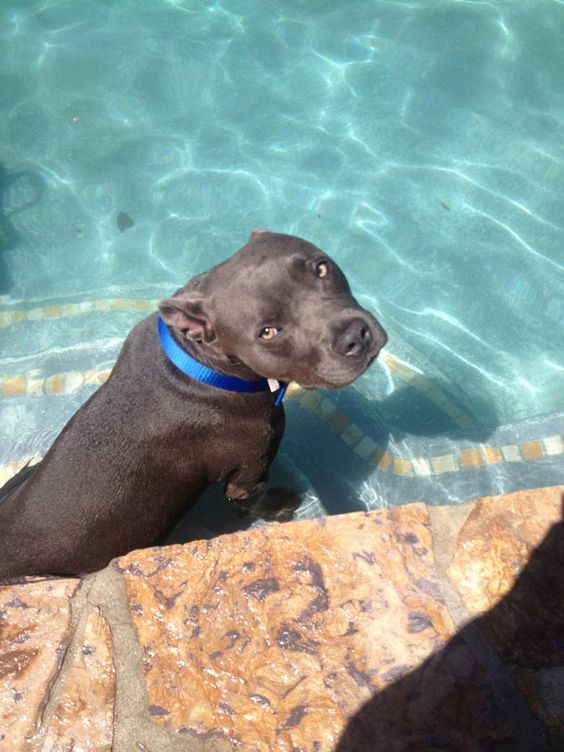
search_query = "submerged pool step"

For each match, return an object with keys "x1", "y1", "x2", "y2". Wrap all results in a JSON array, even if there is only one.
[
  {"x1": 1, "y1": 356, "x2": 562, "y2": 489},
  {"x1": 1, "y1": 295, "x2": 476, "y2": 432},
  {"x1": 378, "y1": 350, "x2": 476, "y2": 431},
  {"x1": 1, "y1": 368, "x2": 111, "y2": 398},
  {"x1": 0, "y1": 298, "x2": 160, "y2": 327},
  {"x1": 2, "y1": 297, "x2": 561, "y2": 494}
]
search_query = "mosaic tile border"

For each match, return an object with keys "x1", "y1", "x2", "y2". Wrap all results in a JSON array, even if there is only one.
[
  {"x1": 1, "y1": 373, "x2": 562, "y2": 488},
  {"x1": 0, "y1": 297, "x2": 476, "y2": 430},
  {"x1": 1, "y1": 298, "x2": 562, "y2": 488},
  {"x1": 0, "y1": 299, "x2": 159, "y2": 326}
]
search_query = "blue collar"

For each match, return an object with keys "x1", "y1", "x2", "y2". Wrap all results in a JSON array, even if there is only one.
[{"x1": 158, "y1": 317, "x2": 287, "y2": 406}]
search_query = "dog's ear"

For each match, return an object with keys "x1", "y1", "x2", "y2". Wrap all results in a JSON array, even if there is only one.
[{"x1": 158, "y1": 293, "x2": 216, "y2": 343}]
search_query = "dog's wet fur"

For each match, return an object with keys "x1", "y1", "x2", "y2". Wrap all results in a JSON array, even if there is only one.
[{"x1": 0, "y1": 231, "x2": 387, "y2": 579}]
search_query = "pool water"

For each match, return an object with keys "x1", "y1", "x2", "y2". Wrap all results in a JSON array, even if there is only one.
[{"x1": 1, "y1": 0, "x2": 563, "y2": 530}]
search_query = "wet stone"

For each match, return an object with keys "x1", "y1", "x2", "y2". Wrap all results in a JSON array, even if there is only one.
[
  {"x1": 40, "y1": 605, "x2": 115, "y2": 752},
  {"x1": 0, "y1": 579, "x2": 79, "y2": 750},
  {"x1": 119, "y1": 505, "x2": 455, "y2": 751}
]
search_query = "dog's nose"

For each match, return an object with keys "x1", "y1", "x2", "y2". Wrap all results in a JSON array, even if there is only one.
[{"x1": 333, "y1": 317, "x2": 374, "y2": 357}]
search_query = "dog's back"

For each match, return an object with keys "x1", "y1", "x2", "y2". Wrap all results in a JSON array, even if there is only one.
[{"x1": 0, "y1": 462, "x2": 37, "y2": 504}]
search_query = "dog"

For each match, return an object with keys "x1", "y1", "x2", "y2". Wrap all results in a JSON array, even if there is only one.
[{"x1": 0, "y1": 230, "x2": 387, "y2": 578}]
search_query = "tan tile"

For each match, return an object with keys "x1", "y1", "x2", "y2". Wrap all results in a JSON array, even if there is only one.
[
  {"x1": 380, "y1": 352, "x2": 398, "y2": 368},
  {"x1": 543, "y1": 435, "x2": 564, "y2": 456},
  {"x1": 483, "y1": 446, "x2": 503, "y2": 464},
  {"x1": 317, "y1": 397, "x2": 337, "y2": 418},
  {"x1": 394, "y1": 363, "x2": 417, "y2": 382},
  {"x1": 63, "y1": 372, "x2": 84, "y2": 394},
  {"x1": 520, "y1": 441, "x2": 544, "y2": 461},
  {"x1": 326, "y1": 410, "x2": 351, "y2": 433},
  {"x1": 353, "y1": 436, "x2": 378, "y2": 459},
  {"x1": 110, "y1": 299, "x2": 132, "y2": 311},
  {"x1": 500, "y1": 444, "x2": 522, "y2": 462},
  {"x1": 455, "y1": 414, "x2": 475, "y2": 430},
  {"x1": 62, "y1": 304, "x2": 80, "y2": 316},
  {"x1": 27, "y1": 378, "x2": 44, "y2": 396},
  {"x1": 2, "y1": 375, "x2": 27, "y2": 397},
  {"x1": 392, "y1": 458, "x2": 413, "y2": 476},
  {"x1": 411, "y1": 457, "x2": 432, "y2": 476},
  {"x1": 284, "y1": 382, "x2": 303, "y2": 400},
  {"x1": 372, "y1": 450, "x2": 391, "y2": 471},
  {"x1": 340, "y1": 423, "x2": 364, "y2": 447},
  {"x1": 83, "y1": 370, "x2": 110, "y2": 387},
  {"x1": 459, "y1": 448, "x2": 483, "y2": 468},
  {"x1": 0, "y1": 462, "x2": 16, "y2": 487},
  {"x1": 430, "y1": 454, "x2": 457, "y2": 474},
  {"x1": 424, "y1": 387, "x2": 449, "y2": 406},
  {"x1": 298, "y1": 390, "x2": 322, "y2": 411},
  {"x1": 44, "y1": 374, "x2": 65, "y2": 395}
]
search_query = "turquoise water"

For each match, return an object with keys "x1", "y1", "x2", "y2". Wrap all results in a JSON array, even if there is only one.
[{"x1": 1, "y1": 0, "x2": 563, "y2": 522}]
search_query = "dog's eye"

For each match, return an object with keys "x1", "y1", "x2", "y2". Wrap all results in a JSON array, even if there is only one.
[
  {"x1": 316, "y1": 260, "x2": 329, "y2": 278},
  {"x1": 259, "y1": 326, "x2": 278, "y2": 340}
]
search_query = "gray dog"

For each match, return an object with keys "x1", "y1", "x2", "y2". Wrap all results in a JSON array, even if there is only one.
[{"x1": 0, "y1": 230, "x2": 387, "y2": 578}]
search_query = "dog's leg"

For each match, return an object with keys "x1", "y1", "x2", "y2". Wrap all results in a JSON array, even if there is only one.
[{"x1": 226, "y1": 475, "x2": 301, "y2": 523}]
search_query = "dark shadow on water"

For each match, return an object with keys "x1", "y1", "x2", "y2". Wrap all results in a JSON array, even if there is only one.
[
  {"x1": 296, "y1": 373, "x2": 500, "y2": 517},
  {"x1": 0, "y1": 162, "x2": 45, "y2": 294},
  {"x1": 377, "y1": 373, "x2": 499, "y2": 441},
  {"x1": 334, "y1": 497, "x2": 564, "y2": 751}
]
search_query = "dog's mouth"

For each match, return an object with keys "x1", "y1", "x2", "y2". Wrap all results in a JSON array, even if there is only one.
[{"x1": 295, "y1": 342, "x2": 385, "y2": 391}]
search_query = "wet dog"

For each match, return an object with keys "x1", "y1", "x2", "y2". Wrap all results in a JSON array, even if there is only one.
[{"x1": 0, "y1": 230, "x2": 387, "y2": 578}]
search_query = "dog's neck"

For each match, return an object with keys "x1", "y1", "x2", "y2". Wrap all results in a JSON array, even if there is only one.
[{"x1": 170, "y1": 327, "x2": 265, "y2": 383}]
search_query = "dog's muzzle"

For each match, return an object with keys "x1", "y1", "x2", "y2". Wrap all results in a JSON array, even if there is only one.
[{"x1": 332, "y1": 316, "x2": 388, "y2": 359}]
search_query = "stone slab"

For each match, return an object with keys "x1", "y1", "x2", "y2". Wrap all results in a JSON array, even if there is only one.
[
  {"x1": 447, "y1": 486, "x2": 563, "y2": 613},
  {"x1": 1, "y1": 487, "x2": 562, "y2": 750},
  {"x1": 448, "y1": 485, "x2": 564, "y2": 735},
  {"x1": 41, "y1": 605, "x2": 115, "y2": 752},
  {"x1": 0, "y1": 579, "x2": 79, "y2": 751},
  {"x1": 119, "y1": 505, "x2": 455, "y2": 751}
]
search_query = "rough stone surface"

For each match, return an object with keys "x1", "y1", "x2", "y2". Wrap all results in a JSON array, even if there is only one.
[
  {"x1": 119, "y1": 505, "x2": 455, "y2": 751},
  {"x1": 448, "y1": 486, "x2": 563, "y2": 613},
  {"x1": 0, "y1": 579, "x2": 79, "y2": 751},
  {"x1": 449, "y1": 485, "x2": 564, "y2": 736},
  {"x1": 332, "y1": 630, "x2": 520, "y2": 752},
  {"x1": 41, "y1": 605, "x2": 116, "y2": 752},
  {"x1": 1, "y1": 486, "x2": 563, "y2": 751}
]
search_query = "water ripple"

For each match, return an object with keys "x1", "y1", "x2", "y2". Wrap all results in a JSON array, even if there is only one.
[{"x1": 0, "y1": 0, "x2": 563, "y2": 433}]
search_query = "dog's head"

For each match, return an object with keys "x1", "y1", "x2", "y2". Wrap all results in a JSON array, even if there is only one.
[{"x1": 159, "y1": 230, "x2": 387, "y2": 389}]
